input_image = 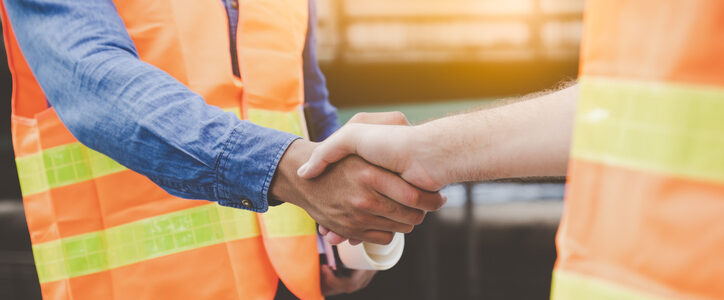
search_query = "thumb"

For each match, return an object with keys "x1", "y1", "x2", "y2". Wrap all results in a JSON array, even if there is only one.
[
  {"x1": 297, "y1": 130, "x2": 357, "y2": 178},
  {"x1": 296, "y1": 151, "x2": 331, "y2": 179}
]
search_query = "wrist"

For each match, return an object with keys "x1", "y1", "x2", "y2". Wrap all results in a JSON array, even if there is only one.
[
  {"x1": 416, "y1": 114, "x2": 497, "y2": 185},
  {"x1": 408, "y1": 123, "x2": 456, "y2": 189},
  {"x1": 269, "y1": 139, "x2": 315, "y2": 207}
]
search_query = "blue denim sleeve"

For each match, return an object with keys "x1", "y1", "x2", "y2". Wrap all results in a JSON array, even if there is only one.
[
  {"x1": 303, "y1": 0, "x2": 341, "y2": 142},
  {"x1": 3, "y1": 0, "x2": 299, "y2": 212}
]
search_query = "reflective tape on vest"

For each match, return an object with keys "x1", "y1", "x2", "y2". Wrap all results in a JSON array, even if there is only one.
[
  {"x1": 261, "y1": 202, "x2": 316, "y2": 237},
  {"x1": 224, "y1": 106, "x2": 307, "y2": 138},
  {"x1": 16, "y1": 143, "x2": 126, "y2": 196},
  {"x1": 23, "y1": 106, "x2": 314, "y2": 284},
  {"x1": 33, "y1": 203, "x2": 260, "y2": 283},
  {"x1": 246, "y1": 107, "x2": 317, "y2": 237},
  {"x1": 247, "y1": 107, "x2": 307, "y2": 138},
  {"x1": 572, "y1": 77, "x2": 724, "y2": 183},
  {"x1": 551, "y1": 270, "x2": 653, "y2": 300},
  {"x1": 16, "y1": 107, "x2": 308, "y2": 197}
]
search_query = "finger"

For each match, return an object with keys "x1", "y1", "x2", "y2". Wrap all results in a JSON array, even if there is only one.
[
  {"x1": 349, "y1": 239, "x2": 362, "y2": 246},
  {"x1": 297, "y1": 131, "x2": 356, "y2": 179},
  {"x1": 324, "y1": 231, "x2": 348, "y2": 245},
  {"x1": 360, "y1": 230, "x2": 395, "y2": 245},
  {"x1": 318, "y1": 225, "x2": 329, "y2": 235},
  {"x1": 365, "y1": 214, "x2": 415, "y2": 234},
  {"x1": 348, "y1": 111, "x2": 410, "y2": 126},
  {"x1": 372, "y1": 170, "x2": 446, "y2": 212},
  {"x1": 359, "y1": 192, "x2": 425, "y2": 226}
]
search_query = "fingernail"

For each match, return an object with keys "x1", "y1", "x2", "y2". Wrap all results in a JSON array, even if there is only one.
[{"x1": 297, "y1": 162, "x2": 309, "y2": 176}]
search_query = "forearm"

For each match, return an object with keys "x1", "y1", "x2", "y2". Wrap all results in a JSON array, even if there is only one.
[
  {"x1": 5, "y1": 0, "x2": 298, "y2": 211},
  {"x1": 418, "y1": 84, "x2": 579, "y2": 183}
]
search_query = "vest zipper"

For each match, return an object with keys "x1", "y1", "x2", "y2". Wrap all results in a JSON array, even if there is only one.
[{"x1": 222, "y1": 0, "x2": 241, "y2": 77}]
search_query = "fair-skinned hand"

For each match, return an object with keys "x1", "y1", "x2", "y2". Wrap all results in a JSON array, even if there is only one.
[
  {"x1": 270, "y1": 134, "x2": 445, "y2": 245},
  {"x1": 297, "y1": 112, "x2": 449, "y2": 193},
  {"x1": 299, "y1": 85, "x2": 580, "y2": 195},
  {"x1": 304, "y1": 112, "x2": 448, "y2": 245},
  {"x1": 321, "y1": 265, "x2": 376, "y2": 296},
  {"x1": 300, "y1": 86, "x2": 580, "y2": 243}
]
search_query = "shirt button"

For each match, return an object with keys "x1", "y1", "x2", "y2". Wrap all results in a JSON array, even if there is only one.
[{"x1": 241, "y1": 199, "x2": 253, "y2": 209}]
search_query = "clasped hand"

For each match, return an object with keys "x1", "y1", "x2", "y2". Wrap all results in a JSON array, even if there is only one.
[
  {"x1": 270, "y1": 112, "x2": 445, "y2": 245},
  {"x1": 296, "y1": 112, "x2": 449, "y2": 245}
]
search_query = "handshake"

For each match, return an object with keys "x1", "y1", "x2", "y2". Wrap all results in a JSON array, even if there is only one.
[
  {"x1": 270, "y1": 111, "x2": 451, "y2": 246},
  {"x1": 270, "y1": 84, "x2": 576, "y2": 294},
  {"x1": 271, "y1": 84, "x2": 578, "y2": 248}
]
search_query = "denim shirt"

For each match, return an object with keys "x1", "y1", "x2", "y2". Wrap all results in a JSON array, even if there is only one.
[{"x1": 4, "y1": 0, "x2": 340, "y2": 212}]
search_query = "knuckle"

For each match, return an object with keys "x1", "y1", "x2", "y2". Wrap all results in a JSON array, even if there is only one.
[
  {"x1": 347, "y1": 228, "x2": 362, "y2": 239},
  {"x1": 390, "y1": 111, "x2": 407, "y2": 122},
  {"x1": 413, "y1": 211, "x2": 426, "y2": 225},
  {"x1": 341, "y1": 212, "x2": 355, "y2": 224},
  {"x1": 405, "y1": 190, "x2": 421, "y2": 207},
  {"x1": 354, "y1": 196, "x2": 375, "y2": 212},
  {"x1": 350, "y1": 213, "x2": 369, "y2": 229},
  {"x1": 387, "y1": 202, "x2": 401, "y2": 216},
  {"x1": 381, "y1": 234, "x2": 394, "y2": 245},
  {"x1": 358, "y1": 167, "x2": 377, "y2": 184},
  {"x1": 341, "y1": 227, "x2": 359, "y2": 238},
  {"x1": 351, "y1": 112, "x2": 369, "y2": 122},
  {"x1": 432, "y1": 194, "x2": 445, "y2": 210}
]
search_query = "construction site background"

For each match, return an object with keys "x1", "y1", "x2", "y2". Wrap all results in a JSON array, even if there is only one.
[{"x1": 0, "y1": 1, "x2": 583, "y2": 299}]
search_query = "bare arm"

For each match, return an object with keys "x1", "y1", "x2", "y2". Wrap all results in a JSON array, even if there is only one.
[
  {"x1": 420, "y1": 83, "x2": 578, "y2": 184},
  {"x1": 298, "y1": 84, "x2": 579, "y2": 191}
]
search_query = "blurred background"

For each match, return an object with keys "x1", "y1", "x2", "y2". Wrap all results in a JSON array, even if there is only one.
[{"x1": 0, "y1": 0, "x2": 582, "y2": 299}]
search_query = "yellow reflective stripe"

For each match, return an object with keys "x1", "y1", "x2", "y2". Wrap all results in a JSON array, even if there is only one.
[
  {"x1": 85, "y1": 147, "x2": 126, "y2": 178},
  {"x1": 15, "y1": 152, "x2": 48, "y2": 196},
  {"x1": 551, "y1": 270, "x2": 655, "y2": 300},
  {"x1": 224, "y1": 105, "x2": 316, "y2": 237},
  {"x1": 572, "y1": 77, "x2": 724, "y2": 182},
  {"x1": 262, "y1": 203, "x2": 317, "y2": 237},
  {"x1": 247, "y1": 107, "x2": 308, "y2": 138},
  {"x1": 15, "y1": 143, "x2": 126, "y2": 196},
  {"x1": 223, "y1": 106, "x2": 307, "y2": 138},
  {"x1": 247, "y1": 106, "x2": 315, "y2": 236},
  {"x1": 33, "y1": 203, "x2": 259, "y2": 283},
  {"x1": 224, "y1": 107, "x2": 242, "y2": 120}
]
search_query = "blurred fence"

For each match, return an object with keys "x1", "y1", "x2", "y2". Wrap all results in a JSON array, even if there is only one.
[
  {"x1": 316, "y1": 0, "x2": 583, "y2": 63},
  {"x1": 314, "y1": 0, "x2": 584, "y2": 106}
]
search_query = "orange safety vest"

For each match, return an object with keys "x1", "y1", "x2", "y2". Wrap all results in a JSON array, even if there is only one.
[
  {"x1": 1, "y1": 0, "x2": 323, "y2": 299},
  {"x1": 552, "y1": 0, "x2": 723, "y2": 299}
]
